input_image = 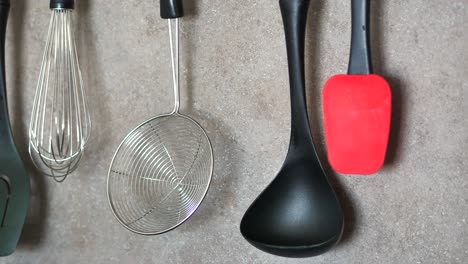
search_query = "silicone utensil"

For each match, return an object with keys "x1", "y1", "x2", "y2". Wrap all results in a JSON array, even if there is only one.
[
  {"x1": 0, "y1": 0, "x2": 30, "y2": 256},
  {"x1": 240, "y1": 0, "x2": 344, "y2": 258},
  {"x1": 323, "y1": 0, "x2": 391, "y2": 175}
]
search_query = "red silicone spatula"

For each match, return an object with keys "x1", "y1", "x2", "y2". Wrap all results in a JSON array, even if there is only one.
[{"x1": 323, "y1": 0, "x2": 391, "y2": 175}]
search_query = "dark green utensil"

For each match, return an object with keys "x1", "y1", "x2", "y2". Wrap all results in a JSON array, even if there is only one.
[{"x1": 0, "y1": 0, "x2": 30, "y2": 257}]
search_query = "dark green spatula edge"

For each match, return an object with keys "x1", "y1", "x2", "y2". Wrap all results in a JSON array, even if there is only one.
[{"x1": 0, "y1": 0, "x2": 31, "y2": 257}]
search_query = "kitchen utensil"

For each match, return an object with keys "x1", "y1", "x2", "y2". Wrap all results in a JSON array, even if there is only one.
[
  {"x1": 29, "y1": 0, "x2": 90, "y2": 182},
  {"x1": 240, "y1": 0, "x2": 344, "y2": 258},
  {"x1": 107, "y1": 0, "x2": 213, "y2": 235},
  {"x1": 323, "y1": 0, "x2": 391, "y2": 175},
  {"x1": 0, "y1": 0, "x2": 30, "y2": 256}
]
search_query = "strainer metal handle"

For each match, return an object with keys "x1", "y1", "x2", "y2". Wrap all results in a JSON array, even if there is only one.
[{"x1": 162, "y1": 0, "x2": 183, "y2": 114}]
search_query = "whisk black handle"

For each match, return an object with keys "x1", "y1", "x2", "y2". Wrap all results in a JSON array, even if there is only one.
[
  {"x1": 50, "y1": 0, "x2": 74, "y2": 9},
  {"x1": 161, "y1": 0, "x2": 184, "y2": 19}
]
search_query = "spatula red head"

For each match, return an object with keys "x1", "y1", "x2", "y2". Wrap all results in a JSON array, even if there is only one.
[
  {"x1": 323, "y1": 0, "x2": 392, "y2": 175},
  {"x1": 323, "y1": 74, "x2": 391, "y2": 175}
]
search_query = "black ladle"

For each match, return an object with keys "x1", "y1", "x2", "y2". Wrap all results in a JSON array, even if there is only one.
[
  {"x1": 0, "y1": 0, "x2": 30, "y2": 256},
  {"x1": 240, "y1": 0, "x2": 344, "y2": 258}
]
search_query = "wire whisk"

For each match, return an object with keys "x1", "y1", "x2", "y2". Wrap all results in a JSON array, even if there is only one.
[{"x1": 29, "y1": 1, "x2": 90, "y2": 182}]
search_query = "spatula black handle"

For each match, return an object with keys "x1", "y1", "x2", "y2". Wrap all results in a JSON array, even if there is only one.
[
  {"x1": 348, "y1": 0, "x2": 373, "y2": 75},
  {"x1": 161, "y1": 0, "x2": 184, "y2": 19},
  {"x1": 50, "y1": 0, "x2": 74, "y2": 9}
]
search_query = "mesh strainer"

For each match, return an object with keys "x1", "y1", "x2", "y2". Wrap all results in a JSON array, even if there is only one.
[{"x1": 107, "y1": 0, "x2": 213, "y2": 235}]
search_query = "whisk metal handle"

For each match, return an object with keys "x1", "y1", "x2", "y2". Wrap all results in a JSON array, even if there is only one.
[
  {"x1": 50, "y1": 0, "x2": 74, "y2": 10},
  {"x1": 161, "y1": 0, "x2": 184, "y2": 19}
]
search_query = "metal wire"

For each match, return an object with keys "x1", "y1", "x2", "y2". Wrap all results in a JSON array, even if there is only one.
[
  {"x1": 169, "y1": 19, "x2": 180, "y2": 114},
  {"x1": 107, "y1": 18, "x2": 213, "y2": 235},
  {"x1": 29, "y1": 9, "x2": 90, "y2": 182}
]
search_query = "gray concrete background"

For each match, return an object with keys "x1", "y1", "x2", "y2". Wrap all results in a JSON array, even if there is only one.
[{"x1": 2, "y1": 0, "x2": 467, "y2": 263}]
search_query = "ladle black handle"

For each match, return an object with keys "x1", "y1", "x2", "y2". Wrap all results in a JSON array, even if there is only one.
[
  {"x1": 160, "y1": 0, "x2": 184, "y2": 19},
  {"x1": 50, "y1": 0, "x2": 74, "y2": 9},
  {"x1": 280, "y1": 0, "x2": 313, "y2": 146},
  {"x1": 0, "y1": 0, "x2": 11, "y2": 147},
  {"x1": 348, "y1": 0, "x2": 373, "y2": 74}
]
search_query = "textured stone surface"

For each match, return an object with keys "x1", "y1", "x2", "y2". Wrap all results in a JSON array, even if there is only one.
[{"x1": 2, "y1": 0, "x2": 467, "y2": 263}]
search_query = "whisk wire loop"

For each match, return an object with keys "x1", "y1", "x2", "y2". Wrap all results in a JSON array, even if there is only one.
[{"x1": 29, "y1": 9, "x2": 90, "y2": 182}]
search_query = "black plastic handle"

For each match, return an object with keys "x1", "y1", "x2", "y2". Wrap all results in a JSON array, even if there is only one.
[
  {"x1": 279, "y1": 0, "x2": 313, "y2": 146},
  {"x1": 160, "y1": 0, "x2": 184, "y2": 19},
  {"x1": 348, "y1": 0, "x2": 372, "y2": 74},
  {"x1": 50, "y1": 0, "x2": 74, "y2": 9}
]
